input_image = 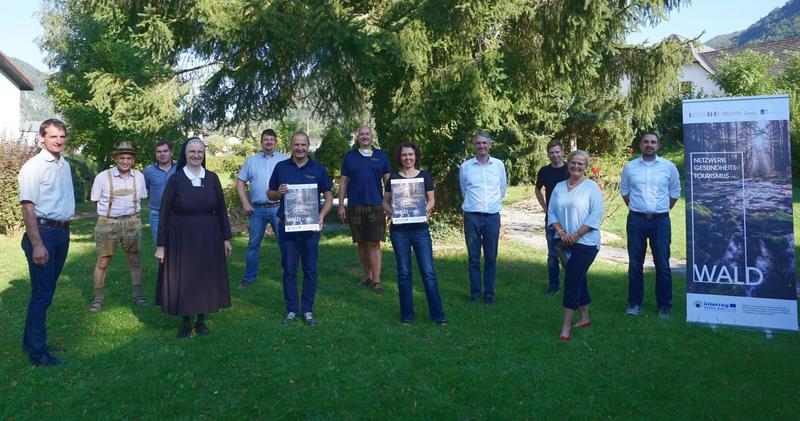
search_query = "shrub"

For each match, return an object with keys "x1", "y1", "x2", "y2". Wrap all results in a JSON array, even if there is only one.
[
  {"x1": 314, "y1": 126, "x2": 350, "y2": 181},
  {"x1": 0, "y1": 139, "x2": 38, "y2": 234},
  {"x1": 65, "y1": 154, "x2": 97, "y2": 203},
  {"x1": 588, "y1": 151, "x2": 631, "y2": 225}
]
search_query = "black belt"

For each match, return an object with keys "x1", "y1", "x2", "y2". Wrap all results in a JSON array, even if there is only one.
[
  {"x1": 254, "y1": 202, "x2": 280, "y2": 208},
  {"x1": 37, "y1": 218, "x2": 70, "y2": 228},
  {"x1": 101, "y1": 214, "x2": 140, "y2": 220},
  {"x1": 629, "y1": 211, "x2": 669, "y2": 220},
  {"x1": 465, "y1": 211, "x2": 498, "y2": 217}
]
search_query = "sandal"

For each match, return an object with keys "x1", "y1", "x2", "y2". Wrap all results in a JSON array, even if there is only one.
[
  {"x1": 373, "y1": 283, "x2": 384, "y2": 295},
  {"x1": 87, "y1": 299, "x2": 104, "y2": 313},
  {"x1": 358, "y1": 278, "x2": 373, "y2": 287},
  {"x1": 133, "y1": 296, "x2": 150, "y2": 306}
]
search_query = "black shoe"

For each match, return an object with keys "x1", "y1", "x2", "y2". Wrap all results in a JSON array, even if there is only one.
[
  {"x1": 303, "y1": 312, "x2": 316, "y2": 327},
  {"x1": 470, "y1": 296, "x2": 480, "y2": 303},
  {"x1": 176, "y1": 324, "x2": 192, "y2": 338},
  {"x1": 238, "y1": 280, "x2": 253, "y2": 289},
  {"x1": 31, "y1": 354, "x2": 66, "y2": 367},
  {"x1": 544, "y1": 287, "x2": 560, "y2": 297},
  {"x1": 484, "y1": 298, "x2": 495, "y2": 306},
  {"x1": 194, "y1": 322, "x2": 209, "y2": 335},
  {"x1": 282, "y1": 312, "x2": 297, "y2": 325},
  {"x1": 435, "y1": 319, "x2": 448, "y2": 326},
  {"x1": 401, "y1": 320, "x2": 412, "y2": 325},
  {"x1": 658, "y1": 307, "x2": 671, "y2": 319}
]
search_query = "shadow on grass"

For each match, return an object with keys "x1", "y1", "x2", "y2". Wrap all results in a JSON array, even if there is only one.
[{"x1": 2, "y1": 210, "x2": 799, "y2": 418}]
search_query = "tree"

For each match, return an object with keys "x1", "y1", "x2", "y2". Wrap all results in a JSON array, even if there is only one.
[
  {"x1": 42, "y1": 0, "x2": 691, "y2": 196},
  {"x1": 41, "y1": 0, "x2": 190, "y2": 165},
  {"x1": 712, "y1": 50, "x2": 800, "y2": 173},
  {"x1": 314, "y1": 125, "x2": 351, "y2": 182},
  {"x1": 711, "y1": 50, "x2": 779, "y2": 96}
]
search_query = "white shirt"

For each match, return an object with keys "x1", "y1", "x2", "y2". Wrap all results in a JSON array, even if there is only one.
[
  {"x1": 91, "y1": 167, "x2": 147, "y2": 217},
  {"x1": 183, "y1": 166, "x2": 206, "y2": 187},
  {"x1": 547, "y1": 179, "x2": 605, "y2": 249},
  {"x1": 620, "y1": 156, "x2": 681, "y2": 214},
  {"x1": 18, "y1": 149, "x2": 75, "y2": 221},
  {"x1": 459, "y1": 156, "x2": 507, "y2": 214}
]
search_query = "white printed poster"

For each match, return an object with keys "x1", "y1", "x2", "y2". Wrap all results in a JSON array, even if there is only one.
[{"x1": 683, "y1": 94, "x2": 797, "y2": 331}]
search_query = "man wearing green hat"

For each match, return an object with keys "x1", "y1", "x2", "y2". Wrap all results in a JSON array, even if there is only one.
[{"x1": 88, "y1": 142, "x2": 149, "y2": 312}]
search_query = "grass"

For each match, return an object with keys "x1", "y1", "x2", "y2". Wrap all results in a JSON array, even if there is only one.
[{"x1": 1, "y1": 207, "x2": 798, "y2": 419}]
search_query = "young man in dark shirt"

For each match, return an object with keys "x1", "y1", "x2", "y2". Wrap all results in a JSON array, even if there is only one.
[{"x1": 535, "y1": 140, "x2": 569, "y2": 296}]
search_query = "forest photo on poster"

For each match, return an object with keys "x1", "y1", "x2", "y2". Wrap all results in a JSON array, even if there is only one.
[{"x1": 685, "y1": 119, "x2": 795, "y2": 301}]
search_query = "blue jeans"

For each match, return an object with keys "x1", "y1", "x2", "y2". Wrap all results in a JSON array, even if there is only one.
[
  {"x1": 562, "y1": 243, "x2": 599, "y2": 310},
  {"x1": 21, "y1": 226, "x2": 70, "y2": 361},
  {"x1": 244, "y1": 206, "x2": 280, "y2": 283},
  {"x1": 149, "y1": 209, "x2": 160, "y2": 241},
  {"x1": 390, "y1": 226, "x2": 446, "y2": 323},
  {"x1": 463, "y1": 212, "x2": 500, "y2": 301},
  {"x1": 545, "y1": 225, "x2": 560, "y2": 289},
  {"x1": 279, "y1": 226, "x2": 319, "y2": 314},
  {"x1": 626, "y1": 212, "x2": 672, "y2": 309}
]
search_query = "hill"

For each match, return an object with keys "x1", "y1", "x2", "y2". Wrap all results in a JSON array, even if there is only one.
[
  {"x1": 11, "y1": 57, "x2": 56, "y2": 123},
  {"x1": 706, "y1": 0, "x2": 800, "y2": 49}
]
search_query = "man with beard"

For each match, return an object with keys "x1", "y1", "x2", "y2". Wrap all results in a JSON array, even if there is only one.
[{"x1": 620, "y1": 133, "x2": 681, "y2": 318}]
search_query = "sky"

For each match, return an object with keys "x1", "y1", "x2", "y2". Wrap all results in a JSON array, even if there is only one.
[{"x1": 0, "y1": 0, "x2": 792, "y2": 73}]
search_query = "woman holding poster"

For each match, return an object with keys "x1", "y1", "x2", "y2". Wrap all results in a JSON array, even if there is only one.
[
  {"x1": 383, "y1": 142, "x2": 447, "y2": 325},
  {"x1": 547, "y1": 150, "x2": 604, "y2": 341}
]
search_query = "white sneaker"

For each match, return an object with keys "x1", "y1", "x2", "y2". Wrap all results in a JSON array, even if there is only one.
[{"x1": 282, "y1": 312, "x2": 296, "y2": 325}]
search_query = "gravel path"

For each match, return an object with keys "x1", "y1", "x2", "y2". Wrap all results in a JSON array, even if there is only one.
[{"x1": 501, "y1": 200, "x2": 686, "y2": 273}]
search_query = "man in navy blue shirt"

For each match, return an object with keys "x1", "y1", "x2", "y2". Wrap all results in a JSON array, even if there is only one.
[
  {"x1": 143, "y1": 140, "x2": 176, "y2": 241},
  {"x1": 337, "y1": 125, "x2": 391, "y2": 294},
  {"x1": 535, "y1": 140, "x2": 569, "y2": 296},
  {"x1": 268, "y1": 132, "x2": 333, "y2": 327}
]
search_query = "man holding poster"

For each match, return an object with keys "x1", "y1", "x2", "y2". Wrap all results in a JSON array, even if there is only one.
[
  {"x1": 621, "y1": 133, "x2": 681, "y2": 318},
  {"x1": 268, "y1": 132, "x2": 333, "y2": 327}
]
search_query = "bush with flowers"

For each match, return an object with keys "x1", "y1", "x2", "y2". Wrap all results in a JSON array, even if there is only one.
[{"x1": 586, "y1": 147, "x2": 636, "y2": 224}]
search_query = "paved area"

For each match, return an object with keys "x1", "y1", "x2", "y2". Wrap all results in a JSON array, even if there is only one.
[{"x1": 501, "y1": 200, "x2": 686, "y2": 273}]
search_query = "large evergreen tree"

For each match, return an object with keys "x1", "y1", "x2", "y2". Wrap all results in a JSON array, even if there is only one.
[{"x1": 42, "y1": 0, "x2": 690, "y2": 183}]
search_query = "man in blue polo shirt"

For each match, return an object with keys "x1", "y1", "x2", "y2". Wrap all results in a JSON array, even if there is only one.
[
  {"x1": 620, "y1": 132, "x2": 680, "y2": 318},
  {"x1": 236, "y1": 129, "x2": 289, "y2": 288},
  {"x1": 337, "y1": 125, "x2": 391, "y2": 294},
  {"x1": 268, "y1": 132, "x2": 333, "y2": 327},
  {"x1": 143, "y1": 140, "x2": 176, "y2": 241}
]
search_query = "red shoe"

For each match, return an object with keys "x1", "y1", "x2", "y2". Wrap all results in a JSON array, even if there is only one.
[
  {"x1": 573, "y1": 321, "x2": 592, "y2": 329},
  {"x1": 558, "y1": 334, "x2": 571, "y2": 341}
]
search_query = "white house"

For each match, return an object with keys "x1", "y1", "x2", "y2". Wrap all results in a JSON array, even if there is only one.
[
  {"x1": 0, "y1": 50, "x2": 34, "y2": 141},
  {"x1": 623, "y1": 35, "x2": 800, "y2": 96}
]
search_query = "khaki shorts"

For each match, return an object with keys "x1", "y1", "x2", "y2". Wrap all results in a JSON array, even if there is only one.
[
  {"x1": 95, "y1": 215, "x2": 141, "y2": 257},
  {"x1": 346, "y1": 205, "x2": 386, "y2": 243}
]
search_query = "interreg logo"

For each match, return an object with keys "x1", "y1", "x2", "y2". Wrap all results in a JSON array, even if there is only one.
[{"x1": 695, "y1": 301, "x2": 737, "y2": 311}]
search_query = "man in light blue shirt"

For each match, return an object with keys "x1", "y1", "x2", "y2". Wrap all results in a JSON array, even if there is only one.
[
  {"x1": 143, "y1": 140, "x2": 176, "y2": 240},
  {"x1": 620, "y1": 133, "x2": 681, "y2": 318},
  {"x1": 459, "y1": 131, "x2": 507, "y2": 305},
  {"x1": 236, "y1": 129, "x2": 289, "y2": 288},
  {"x1": 18, "y1": 119, "x2": 75, "y2": 366}
]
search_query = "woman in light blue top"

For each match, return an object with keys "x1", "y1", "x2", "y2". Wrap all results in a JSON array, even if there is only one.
[{"x1": 547, "y1": 150, "x2": 604, "y2": 341}]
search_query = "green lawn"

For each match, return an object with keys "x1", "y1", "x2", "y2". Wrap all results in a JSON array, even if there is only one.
[{"x1": 1, "y1": 209, "x2": 798, "y2": 418}]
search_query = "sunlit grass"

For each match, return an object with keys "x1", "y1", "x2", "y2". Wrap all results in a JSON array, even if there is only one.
[{"x1": 0, "y1": 209, "x2": 798, "y2": 418}]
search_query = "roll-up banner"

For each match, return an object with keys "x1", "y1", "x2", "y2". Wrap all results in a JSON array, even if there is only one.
[{"x1": 683, "y1": 94, "x2": 797, "y2": 331}]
